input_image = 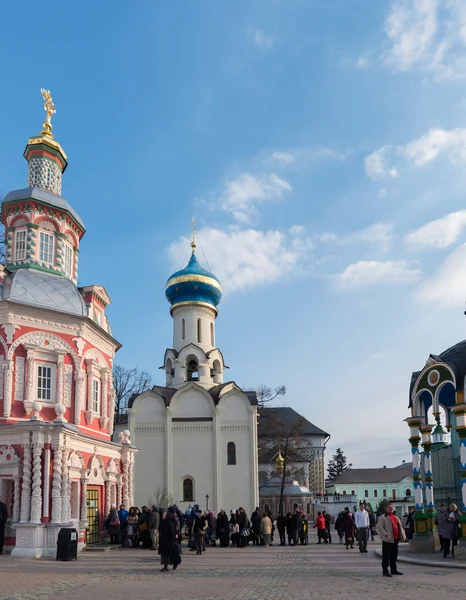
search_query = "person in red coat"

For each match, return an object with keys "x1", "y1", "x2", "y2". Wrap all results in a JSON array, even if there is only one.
[{"x1": 313, "y1": 512, "x2": 328, "y2": 544}]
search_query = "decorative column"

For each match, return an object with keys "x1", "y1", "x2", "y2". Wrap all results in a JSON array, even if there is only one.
[
  {"x1": 25, "y1": 351, "x2": 35, "y2": 414},
  {"x1": 56, "y1": 352, "x2": 65, "y2": 406},
  {"x1": 3, "y1": 360, "x2": 14, "y2": 418},
  {"x1": 212, "y1": 407, "x2": 221, "y2": 511},
  {"x1": 164, "y1": 407, "x2": 172, "y2": 495},
  {"x1": 42, "y1": 445, "x2": 51, "y2": 520},
  {"x1": 420, "y1": 424, "x2": 434, "y2": 530},
  {"x1": 80, "y1": 478, "x2": 88, "y2": 525},
  {"x1": 19, "y1": 442, "x2": 32, "y2": 523},
  {"x1": 451, "y1": 402, "x2": 466, "y2": 539},
  {"x1": 101, "y1": 369, "x2": 108, "y2": 418},
  {"x1": 99, "y1": 368, "x2": 109, "y2": 428},
  {"x1": 29, "y1": 442, "x2": 44, "y2": 524},
  {"x1": 74, "y1": 372, "x2": 86, "y2": 425},
  {"x1": 122, "y1": 459, "x2": 130, "y2": 507},
  {"x1": 108, "y1": 387, "x2": 115, "y2": 435},
  {"x1": 51, "y1": 444, "x2": 63, "y2": 523},
  {"x1": 61, "y1": 447, "x2": 70, "y2": 523},
  {"x1": 405, "y1": 417, "x2": 428, "y2": 538},
  {"x1": 12, "y1": 475, "x2": 21, "y2": 523},
  {"x1": 117, "y1": 481, "x2": 123, "y2": 507},
  {"x1": 128, "y1": 457, "x2": 134, "y2": 507},
  {"x1": 105, "y1": 480, "x2": 111, "y2": 517}
]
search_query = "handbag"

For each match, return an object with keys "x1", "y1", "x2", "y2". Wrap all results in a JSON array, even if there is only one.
[{"x1": 139, "y1": 522, "x2": 148, "y2": 532}]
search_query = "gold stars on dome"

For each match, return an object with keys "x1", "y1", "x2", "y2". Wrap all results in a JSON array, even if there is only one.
[{"x1": 40, "y1": 88, "x2": 56, "y2": 138}]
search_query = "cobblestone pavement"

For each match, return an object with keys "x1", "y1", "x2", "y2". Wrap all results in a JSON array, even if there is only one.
[{"x1": 0, "y1": 539, "x2": 465, "y2": 600}]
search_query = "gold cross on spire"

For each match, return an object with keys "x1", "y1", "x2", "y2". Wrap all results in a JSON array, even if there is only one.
[
  {"x1": 191, "y1": 216, "x2": 197, "y2": 253},
  {"x1": 40, "y1": 88, "x2": 56, "y2": 138}
]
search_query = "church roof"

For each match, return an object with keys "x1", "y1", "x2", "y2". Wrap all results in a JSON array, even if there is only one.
[
  {"x1": 1, "y1": 268, "x2": 87, "y2": 316},
  {"x1": 258, "y1": 407, "x2": 329, "y2": 437},
  {"x1": 259, "y1": 476, "x2": 312, "y2": 497},
  {"x1": 127, "y1": 381, "x2": 258, "y2": 409},
  {"x1": 3, "y1": 187, "x2": 85, "y2": 230},
  {"x1": 328, "y1": 463, "x2": 413, "y2": 485}
]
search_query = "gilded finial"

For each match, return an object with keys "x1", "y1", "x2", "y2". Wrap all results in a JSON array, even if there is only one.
[
  {"x1": 275, "y1": 449, "x2": 285, "y2": 474},
  {"x1": 191, "y1": 216, "x2": 197, "y2": 254},
  {"x1": 40, "y1": 88, "x2": 56, "y2": 138}
]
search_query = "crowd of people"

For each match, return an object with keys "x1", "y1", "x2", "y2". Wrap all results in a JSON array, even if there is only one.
[
  {"x1": 104, "y1": 500, "x2": 463, "y2": 575},
  {"x1": 104, "y1": 504, "x2": 312, "y2": 570}
]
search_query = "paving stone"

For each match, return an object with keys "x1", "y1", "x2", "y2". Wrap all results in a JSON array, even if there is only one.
[{"x1": 0, "y1": 539, "x2": 465, "y2": 600}]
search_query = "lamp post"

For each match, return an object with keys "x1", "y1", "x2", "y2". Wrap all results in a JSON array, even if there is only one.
[{"x1": 206, "y1": 494, "x2": 209, "y2": 511}]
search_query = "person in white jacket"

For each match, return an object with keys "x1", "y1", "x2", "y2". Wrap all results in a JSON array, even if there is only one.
[{"x1": 354, "y1": 503, "x2": 370, "y2": 553}]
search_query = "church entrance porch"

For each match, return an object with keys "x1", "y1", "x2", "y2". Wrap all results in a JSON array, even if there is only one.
[{"x1": 85, "y1": 488, "x2": 101, "y2": 545}]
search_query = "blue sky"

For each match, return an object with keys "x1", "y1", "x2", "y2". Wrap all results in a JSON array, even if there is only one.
[{"x1": 2, "y1": 0, "x2": 466, "y2": 467}]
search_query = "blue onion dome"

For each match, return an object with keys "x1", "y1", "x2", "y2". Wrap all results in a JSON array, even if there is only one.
[{"x1": 165, "y1": 246, "x2": 222, "y2": 311}]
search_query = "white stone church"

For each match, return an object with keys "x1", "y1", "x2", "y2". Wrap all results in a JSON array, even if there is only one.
[{"x1": 118, "y1": 242, "x2": 259, "y2": 514}]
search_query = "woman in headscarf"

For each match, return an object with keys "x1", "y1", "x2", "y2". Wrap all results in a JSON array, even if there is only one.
[
  {"x1": 159, "y1": 510, "x2": 181, "y2": 571},
  {"x1": 217, "y1": 510, "x2": 230, "y2": 548},
  {"x1": 106, "y1": 504, "x2": 120, "y2": 545},
  {"x1": 138, "y1": 506, "x2": 151, "y2": 549}
]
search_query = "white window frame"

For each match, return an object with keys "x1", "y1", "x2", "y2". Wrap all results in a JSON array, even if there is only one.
[
  {"x1": 14, "y1": 229, "x2": 27, "y2": 261},
  {"x1": 92, "y1": 379, "x2": 100, "y2": 414},
  {"x1": 64, "y1": 242, "x2": 73, "y2": 278},
  {"x1": 39, "y1": 231, "x2": 54, "y2": 264},
  {"x1": 36, "y1": 362, "x2": 56, "y2": 403}
]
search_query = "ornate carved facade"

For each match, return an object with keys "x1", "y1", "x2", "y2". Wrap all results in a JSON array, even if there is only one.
[{"x1": 0, "y1": 94, "x2": 136, "y2": 557}]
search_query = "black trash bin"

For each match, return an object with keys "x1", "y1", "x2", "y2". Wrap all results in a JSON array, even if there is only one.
[{"x1": 56, "y1": 527, "x2": 78, "y2": 561}]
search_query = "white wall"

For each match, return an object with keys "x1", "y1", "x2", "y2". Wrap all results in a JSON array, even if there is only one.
[{"x1": 172, "y1": 305, "x2": 216, "y2": 353}]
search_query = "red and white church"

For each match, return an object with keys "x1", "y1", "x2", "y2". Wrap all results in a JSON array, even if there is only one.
[{"x1": 0, "y1": 94, "x2": 135, "y2": 556}]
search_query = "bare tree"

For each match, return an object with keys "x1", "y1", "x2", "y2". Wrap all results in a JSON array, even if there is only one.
[
  {"x1": 113, "y1": 365, "x2": 154, "y2": 425},
  {"x1": 256, "y1": 384, "x2": 286, "y2": 406},
  {"x1": 147, "y1": 486, "x2": 175, "y2": 510}
]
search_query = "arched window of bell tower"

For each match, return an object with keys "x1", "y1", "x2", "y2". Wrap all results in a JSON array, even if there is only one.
[
  {"x1": 187, "y1": 358, "x2": 199, "y2": 382},
  {"x1": 210, "y1": 322, "x2": 214, "y2": 347},
  {"x1": 182, "y1": 318, "x2": 185, "y2": 340},
  {"x1": 197, "y1": 318, "x2": 202, "y2": 343}
]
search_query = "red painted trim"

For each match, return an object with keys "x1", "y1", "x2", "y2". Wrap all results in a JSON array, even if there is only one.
[
  {"x1": 35, "y1": 215, "x2": 60, "y2": 231},
  {"x1": 10, "y1": 214, "x2": 30, "y2": 226}
]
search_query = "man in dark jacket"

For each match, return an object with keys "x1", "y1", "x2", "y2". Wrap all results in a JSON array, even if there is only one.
[
  {"x1": 322, "y1": 511, "x2": 332, "y2": 543},
  {"x1": 0, "y1": 500, "x2": 7, "y2": 555},
  {"x1": 193, "y1": 509, "x2": 207, "y2": 554},
  {"x1": 277, "y1": 513, "x2": 287, "y2": 546}
]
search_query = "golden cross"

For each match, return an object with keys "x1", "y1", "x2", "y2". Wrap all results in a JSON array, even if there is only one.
[
  {"x1": 191, "y1": 216, "x2": 197, "y2": 253},
  {"x1": 40, "y1": 88, "x2": 56, "y2": 137}
]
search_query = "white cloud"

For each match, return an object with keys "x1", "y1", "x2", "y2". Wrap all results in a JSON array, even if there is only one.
[
  {"x1": 289, "y1": 225, "x2": 305, "y2": 235},
  {"x1": 263, "y1": 147, "x2": 348, "y2": 169},
  {"x1": 356, "y1": 55, "x2": 371, "y2": 69},
  {"x1": 416, "y1": 242, "x2": 466, "y2": 305},
  {"x1": 364, "y1": 127, "x2": 466, "y2": 179},
  {"x1": 270, "y1": 152, "x2": 295, "y2": 165},
  {"x1": 168, "y1": 227, "x2": 311, "y2": 292},
  {"x1": 383, "y1": 0, "x2": 466, "y2": 80},
  {"x1": 318, "y1": 223, "x2": 394, "y2": 251},
  {"x1": 220, "y1": 172, "x2": 292, "y2": 223},
  {"x1": 405, "y1": 209, "x2": 466, "y2": 247},
  {"x1": 249, "y1": 28, "x2": 274, "y2": 51},
  {"x1": 335, "y1": 260, "x2": 421, "y2": 289}
]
